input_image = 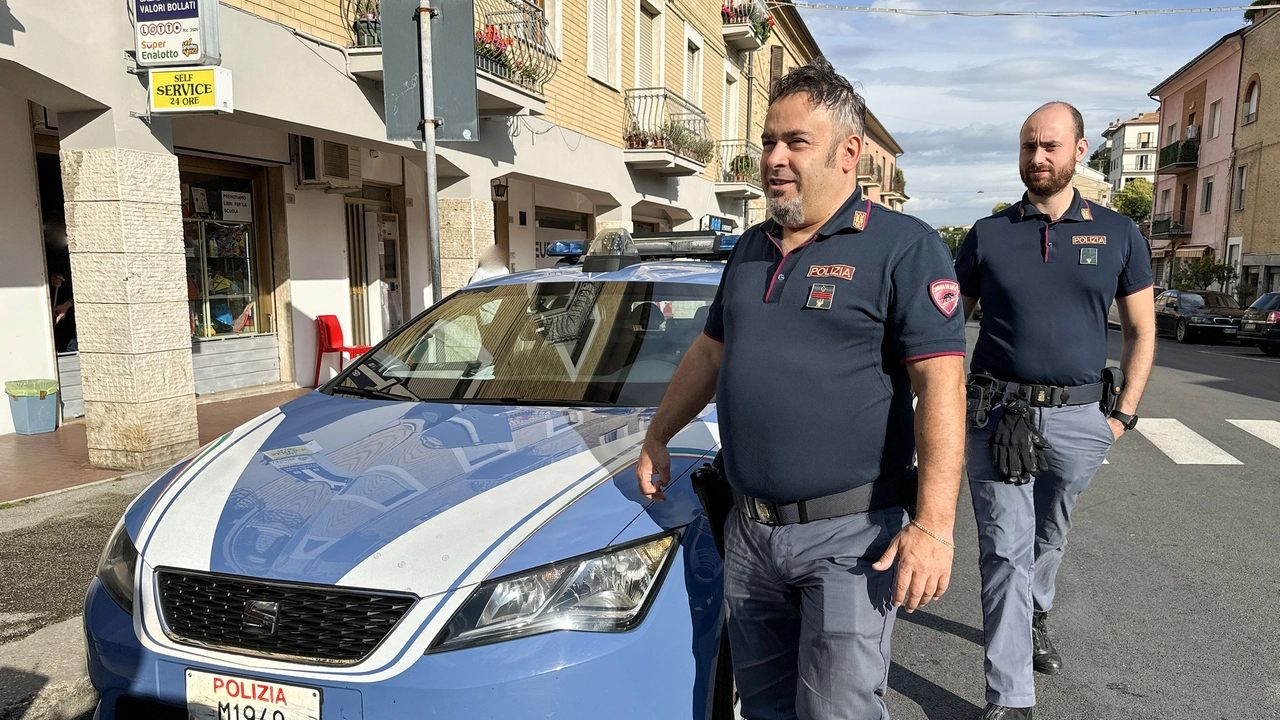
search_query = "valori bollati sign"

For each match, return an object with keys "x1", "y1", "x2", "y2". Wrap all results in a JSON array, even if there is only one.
[
  {"x1": 149, "y1": 67, "x2": 233, "y2": 114},
  {"x1": 134, "y1": 0, "x2": 221, "y2": 67}
]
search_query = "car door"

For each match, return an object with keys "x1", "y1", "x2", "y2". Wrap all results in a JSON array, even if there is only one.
[{"x1": 1154, "y1": 291, "x2": 1174, "y2": 334}]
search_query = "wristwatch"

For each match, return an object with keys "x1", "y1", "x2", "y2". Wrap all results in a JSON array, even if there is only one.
[{"x1": 1109, "y1": 410, "x2": 1139, "y2": 430}]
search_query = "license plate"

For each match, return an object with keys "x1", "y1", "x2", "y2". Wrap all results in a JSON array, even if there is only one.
[
  {"x1": 1224, "y1": 328, "x2": 1237, "y2": 334},
  {"x1": 186, "y1": 669, "x2": 321, "y2": 720},
  {"x1": 1246, "y1": 323, "x2": 1257, "y2": 331}
]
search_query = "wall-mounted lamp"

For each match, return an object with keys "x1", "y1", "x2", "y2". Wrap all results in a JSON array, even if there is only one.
[{"x1": 491, "y1": 177, "x2": 509, "y2": 202}]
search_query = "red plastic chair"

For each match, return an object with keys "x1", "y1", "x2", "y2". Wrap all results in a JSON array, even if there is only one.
[{"x1": 314, "y1": 315, "x2": 371, "y2": 387}]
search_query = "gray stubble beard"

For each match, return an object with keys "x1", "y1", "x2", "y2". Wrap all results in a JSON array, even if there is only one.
[{"x1": 767, "y1": 192, "x2": 806, "y2": 228}]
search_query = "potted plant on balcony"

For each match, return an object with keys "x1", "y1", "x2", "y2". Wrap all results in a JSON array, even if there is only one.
[
  {"x1": 475, "y1": 25, "x2": 514, "y2": 77},
  {"x1": 625, "y1": 124, "x2": 647, "y2": 150},
  {"x1": 691, "y1": 137, "x2": 716, "y2": 165},
  {"x1": 352, "y1": 0, "x2": 381, "y2": 47},
  {"x1": 661, "y1": 121, "x2": 691, "y2": 154},
  {"x1": 729, "y1": 153, "x2": 756, "y2": 182},
  {"x1": 752, "y1": 14, "x2": 774, "y2": 43}
]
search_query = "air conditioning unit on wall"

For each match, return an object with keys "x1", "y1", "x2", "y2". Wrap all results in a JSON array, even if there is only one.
[{"x1": 293, "y1": 135, "x2": 362, "y2": 191}]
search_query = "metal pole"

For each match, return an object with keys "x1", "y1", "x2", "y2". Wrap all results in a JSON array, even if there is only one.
[{"x1": 418, "y1": 0, "x2": 443, "y2": 304}]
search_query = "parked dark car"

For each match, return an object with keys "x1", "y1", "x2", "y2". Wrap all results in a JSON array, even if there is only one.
[
  {"x1": 1154, "y1": 289, "x2": 1244, "y2": 343},
  {"x1": 1238, "y1": 292, "x2": 1280, "y2": 356},
  {"x1": 1108, "y1": 286, "x2": 1166, "y2": 328}
]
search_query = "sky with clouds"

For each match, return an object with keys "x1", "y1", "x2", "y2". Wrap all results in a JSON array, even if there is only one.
[{"x1": 796, "y1": 0, "x2": 1254, "y2": 227}]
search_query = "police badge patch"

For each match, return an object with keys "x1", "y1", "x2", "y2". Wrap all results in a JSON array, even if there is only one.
[
  {"x1": 929, "y1": 279, "x2": 961, "y2": 317},
  {"x1": 1080, "y1": 247, "x2": 1098, "y2": 265},
  {"x1": 807, "y1": 283, "x2": 836, "y2": 309}
]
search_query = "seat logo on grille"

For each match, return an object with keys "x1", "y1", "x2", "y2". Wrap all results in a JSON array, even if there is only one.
[{"x1": 242, "y1": 600, "x2": 280, "y2": 636}]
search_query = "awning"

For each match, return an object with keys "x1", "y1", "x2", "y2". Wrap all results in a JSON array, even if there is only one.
[
  {"x1": 1150, "y1": 240, "x2": 1170, "y2": 257},
  {"x1": 1175, "y1": 244, "x2": 1212, "y2": 258}
]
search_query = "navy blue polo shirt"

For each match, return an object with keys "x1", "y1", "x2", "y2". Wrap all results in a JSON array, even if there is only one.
[
  {"x1": 954, "y1": 190, "x2": 1154, "y2": 387},
  {"x1": 704, "y1": 188, "x2": 967, "y2": 502}
]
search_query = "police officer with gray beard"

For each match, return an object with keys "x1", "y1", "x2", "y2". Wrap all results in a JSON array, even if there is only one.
[{"x1": 955, "y1": 102, "x2": 1157, "y2": 719}]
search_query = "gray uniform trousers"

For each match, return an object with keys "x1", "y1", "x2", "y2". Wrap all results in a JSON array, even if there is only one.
[
  {"x1": 967, "y1": 403, "x2": 1114, "y2": 707},
  {"x1": 723, "y1": 505, "x2": 907, "y2": 720}
]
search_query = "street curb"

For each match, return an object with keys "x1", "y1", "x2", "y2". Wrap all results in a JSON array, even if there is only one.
[{"x1": 2, "y1": 475, "x2": 128, "y2": 507}]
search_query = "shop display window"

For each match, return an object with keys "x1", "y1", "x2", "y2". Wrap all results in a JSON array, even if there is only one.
[{"x1": 182, "y1": 174, "x2": 260, "y2": 338}]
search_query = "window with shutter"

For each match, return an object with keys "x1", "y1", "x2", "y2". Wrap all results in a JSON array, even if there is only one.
[
  {"x1": 769, "y1": 45, "x2": 784, "y2": 93},
  {"x1": 637, "y1": 9, "x2": 655, "y2": 86},
  {"x1": 686, "y1": 43, "x2": 701, "y2": 104},
  {"x1": 589, "y1": 0, "x2": 610, "y2": 82}
]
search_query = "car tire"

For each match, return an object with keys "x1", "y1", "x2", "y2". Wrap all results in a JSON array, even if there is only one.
[
  {"x1": 1176, "y1": 319, "x2": 1191, "y2": 343},
  {"x1": 1262, "y1": 344, "x2": 1280, "y2": 357}
]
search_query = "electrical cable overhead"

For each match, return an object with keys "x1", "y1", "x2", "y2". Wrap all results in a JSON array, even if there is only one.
[{"x1": 773, "y1": 2, "x2": 1280, "y2": 17}]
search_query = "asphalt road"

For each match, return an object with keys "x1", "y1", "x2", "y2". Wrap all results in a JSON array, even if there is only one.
[{"x1": 1, "y1": 326, "x2": 1277, "y2": 719}]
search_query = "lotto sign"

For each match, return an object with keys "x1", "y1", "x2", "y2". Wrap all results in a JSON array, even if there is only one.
[
  {"x1": 149, "y1": 67, "x2": 234, "y2": 114},
  {"x1": 134, "y1": 0, "x2": 221, "y2": 66}
]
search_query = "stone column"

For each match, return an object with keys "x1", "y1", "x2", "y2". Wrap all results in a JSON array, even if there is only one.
[
  {"x1": 439, "y1": 197, "x2": 495, "y2": 296},
  {"x1": 59, "y1": 110, "x2": 199, "y2": 469}
]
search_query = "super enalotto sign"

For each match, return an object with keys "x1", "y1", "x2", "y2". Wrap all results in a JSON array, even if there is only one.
[{"x1": 133, "y1": 0, "x2": 221, "y2": 67}]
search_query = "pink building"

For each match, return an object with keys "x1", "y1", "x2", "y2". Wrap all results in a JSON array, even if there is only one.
[{"x1": 1147, "y1": 28, "x2": 1246, "y2": 287}]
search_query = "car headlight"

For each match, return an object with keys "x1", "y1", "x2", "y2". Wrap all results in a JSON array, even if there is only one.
[
  {"x1": 1189, "y1": 316, "x2": 1208, "y2": 324},
  {"x1": 429, "y1": 531, "x2": 680, "y2": 652},
  {"x1": 97, "y1": 517, "x2": 138, "y2": 614}
]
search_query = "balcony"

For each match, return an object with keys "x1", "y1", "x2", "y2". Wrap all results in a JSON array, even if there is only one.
[
  {"x1": 341, "y1": 0, "x2": 559, "y2": 117},
  {"x1": 881, "y1": 170, "x2": 908, "y2": 203},
  {"x1": 714, "y1": 140, "x2": 763, "y2": 199},
  {"x1": 857, "y1": 156, "x2": 883, "y2": 187},
  {"x1": 721, "y1": 0, "x2": 773, "y2": 52},
  {"x1": 624, "y1": 89, "x2": 713, "y2": 176},
  {"x1": 1122, "y1": 141, "x2": 1156, "y2": 151},
  {"x1": 1149, "y1": 211, "x2": 1192, "y2": 238},
  {"x1": 1157, "y1": 137, "x2": 1199, "y2": 175}
]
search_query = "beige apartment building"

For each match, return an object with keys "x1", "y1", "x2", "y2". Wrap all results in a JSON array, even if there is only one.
[
  {"x1": 1227, "y1": 8, "x2": 1280, "y2": 300},
  {"x1": 0, "y1": 0, "x2": 907, "y2": 466}
]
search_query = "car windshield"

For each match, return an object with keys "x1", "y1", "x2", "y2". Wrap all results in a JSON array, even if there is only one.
[
  {"x1": 1249, "y1": 293, "x2": 1280, "y2": 311},
  {"x1": 332, "y1": 281, "x2": 717, "y2": 407},
  {"x1": 1180, "y1": 292, "x2": 1239, "y2": 310}
]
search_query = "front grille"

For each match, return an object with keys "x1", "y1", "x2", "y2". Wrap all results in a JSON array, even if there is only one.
[
  {"x1": 1213, "y1": 317, "x2": 1235, "y2": 326},
  {"x1": 156, "y1": 569, "x2": 416, "y2": 665}
]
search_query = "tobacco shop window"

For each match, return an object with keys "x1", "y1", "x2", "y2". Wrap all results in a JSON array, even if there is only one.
[{"x1": 182, "y1": 172, "x2": 261, "y2": 338}]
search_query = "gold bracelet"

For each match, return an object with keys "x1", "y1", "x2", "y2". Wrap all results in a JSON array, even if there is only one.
[{"x1": 910, "y1": 520, "x2": 956, "y2": 549}]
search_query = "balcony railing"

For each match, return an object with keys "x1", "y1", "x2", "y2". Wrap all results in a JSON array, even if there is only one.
[
  {"x1": 1243, "y1": 111, "x2": 1258, "y2": 126},
  {"x1": 857, "y1": 156, "x2": 883, "y2": 186},
  {"x1": 721, "y1": 0, "x2": 773, "y2": 48},
  {"x1": 624, "y1": 89, "x2": 714, "y2": 165},
  {"x1": 1122, "y1": 141, "x2": 1156, "y2": 150},
  {"x1": 1158, "y1": 138, "x2": 1199, "y2": 171},
  {"x1": 342, "y1": 0, "x2": 558, "y2": 95},
  {"x1": 474, "y1": 0, "x2": 559, "y2": 94},
  {"x1": 887, "y1": 171, "x2": 906, "y2": 196},
  {"x1": 343, "y1": 0, "x2": 382, "y2": 47},
  {"x1": 1149, "y1": 211, "x2": 1190, "y2": 237},
  {"x1": 717, "y1": 140, "x2": 762, "y2": 187}
]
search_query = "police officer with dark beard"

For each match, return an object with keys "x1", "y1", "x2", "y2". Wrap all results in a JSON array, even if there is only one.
[{"x1": 955, "y1": 102, "x2": 1157, "y2": 719}]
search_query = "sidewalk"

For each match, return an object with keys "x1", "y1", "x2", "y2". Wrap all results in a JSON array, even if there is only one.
[{"x1": 0, "y1": 386, "x2": 311, "y2": 504}]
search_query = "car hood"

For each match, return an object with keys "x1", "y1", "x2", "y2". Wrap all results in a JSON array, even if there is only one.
[
  {"x1": 1190, "y1": 307, "x2": 1245, "y2": 319},
  {"x1": 127, "y1": 392, "x2": 718, "y2": 598}
]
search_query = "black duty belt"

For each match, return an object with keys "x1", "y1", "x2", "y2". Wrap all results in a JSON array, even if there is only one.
[
  {"x1": 975, "y1": 377, "x2": 1105, "y2": 408},
  {"x1": 735, "y1": 468, "x2": 917, "y2": 526}
]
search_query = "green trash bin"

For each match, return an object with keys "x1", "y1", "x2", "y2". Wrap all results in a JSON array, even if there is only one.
[{"x1": 5, "y1": 379, "x2": 59, "y2": 435}]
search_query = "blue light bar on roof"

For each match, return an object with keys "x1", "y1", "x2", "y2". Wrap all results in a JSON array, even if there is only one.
[
  {"x1": 546, "y1": 240, "x2": 586, "y2": 256},
  {"x1": 718, "y1": 234, "x2": 740, "y2": 252}
]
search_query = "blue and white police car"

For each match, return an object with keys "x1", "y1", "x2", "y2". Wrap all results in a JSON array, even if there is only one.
[{"x1": 85, "y1": 230, "x2": 741, "y2": 720}]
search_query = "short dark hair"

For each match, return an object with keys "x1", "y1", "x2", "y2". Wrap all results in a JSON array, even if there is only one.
[
  {"x1": 1035, "y1": 101, "x2": 1085, "y2": 142},
  {"x1": 769, "y1": 56, "x2": 867, "y2": 140}
]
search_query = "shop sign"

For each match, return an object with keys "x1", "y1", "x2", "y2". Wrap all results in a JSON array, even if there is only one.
[
  {"x1": 134, "y1": 0, "x2": 221, "y2": 66},
  {"x1": 149, "y1": 67, "x2": 234, "y2": 114},
  {"x1": 702, "y1": 215, "x2": 735, "y2": 232},
  {"x1": 221, "y1": 191, "x2": 253, "y2": 221}
]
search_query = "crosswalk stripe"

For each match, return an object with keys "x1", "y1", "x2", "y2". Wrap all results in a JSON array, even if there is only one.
[
  {"x1": 1135, "y1": 419, "x2": 1242, "y2": 465},
  {"x1": 1226, "y1": 420, "x2": 1280, "y2": 450}
]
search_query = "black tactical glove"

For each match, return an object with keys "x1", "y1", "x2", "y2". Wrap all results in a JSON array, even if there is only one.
[{"x1": 988, "y1": 400, "x2": 1052, "y2": 484}]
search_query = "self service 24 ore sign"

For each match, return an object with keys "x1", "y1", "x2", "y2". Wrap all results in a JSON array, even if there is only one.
[{"x1": 134, "y1": 0, "x2": 221, "y2": 67}]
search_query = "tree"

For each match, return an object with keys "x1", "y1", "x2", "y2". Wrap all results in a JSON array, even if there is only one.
[
  {"x1": 1088, "y1": 147, "x2": 1111, "y2": 182},
  {"x1": 992, "y1": 202, "x2": 1013, "y2": 214},
  {"x1": 1113, "y1": 177, "x2": 1153, "y2": 225},
  {"x1": 937, "y1": 226, "x2": 968, "y2": 256},
  {"x1": 1172, "y1": 258, "x2": 1238, "y2": 291}
]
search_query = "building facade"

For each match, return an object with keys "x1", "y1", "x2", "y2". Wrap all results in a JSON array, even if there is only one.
[
  {"x1": 1101, "y1": 111, "x2": 1159, "y2": 196},
  {"x1": 1147, "y1": 29, "x2": 1244, "y2": 288},
  {"x1": 0, "y1": 1, "x2": 905, "y2": 459},
  {"x1": 1227, "y1": 8, "x2": 1280, "y2": 300},
  {"x1": 1072, "y1": 163, "x2": 1112, "y2": 206}
]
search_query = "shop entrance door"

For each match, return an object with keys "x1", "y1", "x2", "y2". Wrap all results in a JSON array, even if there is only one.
[
  {"x1": 344, "y1": 188, "x2": 398, "y2": 346},
  {"x1": 364, "y1": 210, "x2": 403, "y2": 343}
]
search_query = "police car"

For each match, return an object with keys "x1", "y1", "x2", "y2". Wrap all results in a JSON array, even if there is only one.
[{"x1": 85, "y1": 230, "x2": 738, "y2": 720}]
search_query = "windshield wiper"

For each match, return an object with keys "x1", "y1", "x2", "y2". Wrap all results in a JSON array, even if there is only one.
[{"x1": 329, "y1": 385, "x2": 414, "y2": 402}]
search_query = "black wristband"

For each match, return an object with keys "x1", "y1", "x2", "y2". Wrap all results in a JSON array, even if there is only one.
[{"x1": 1109, "y1": 410, "x2": 1138, "y2": 430}]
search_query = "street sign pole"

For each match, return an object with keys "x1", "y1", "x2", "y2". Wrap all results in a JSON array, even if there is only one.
[{"x1": 416, "y1": 0, "x2": 443, "y2": 305}]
